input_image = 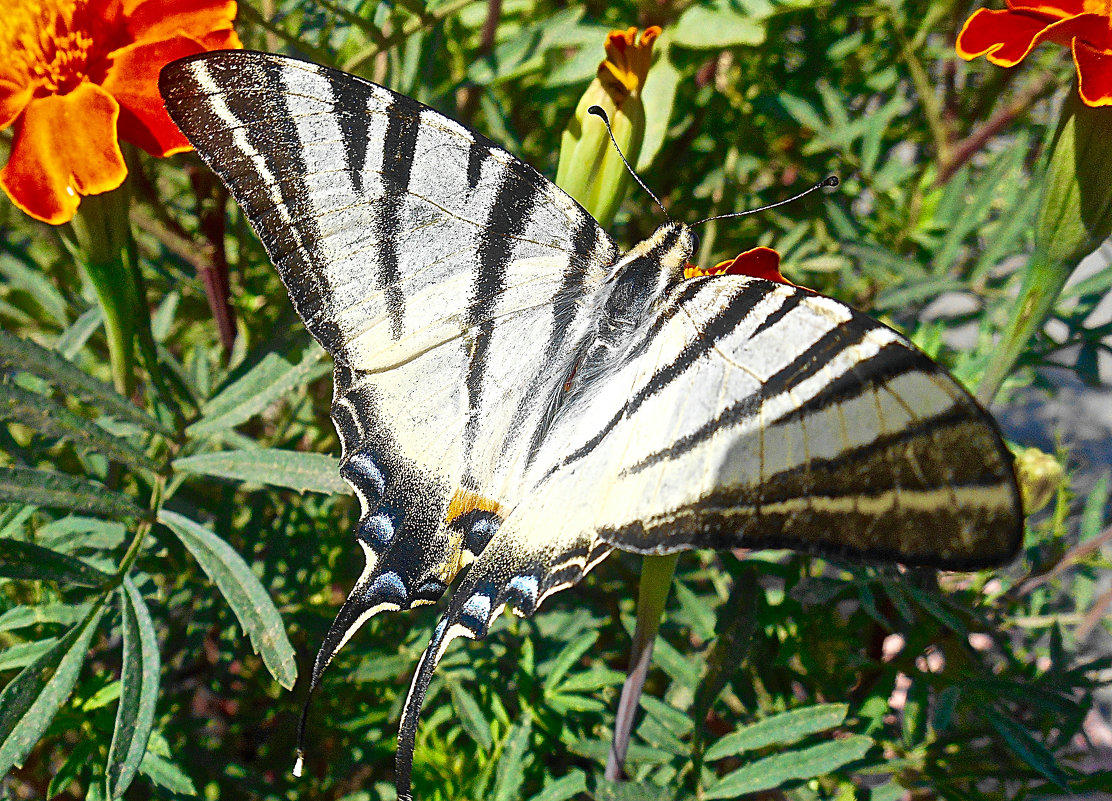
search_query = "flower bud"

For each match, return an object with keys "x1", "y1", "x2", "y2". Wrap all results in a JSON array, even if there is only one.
[
  {"x1": 1013, "y1": 446, "x2": 1063, "y2": 515},
  {"x1": 1035, "y1": 92, "x2": 1112, "y2": 265},
  {"x1": 556, "y1": 26, "x2": 660, "y2": 227}
]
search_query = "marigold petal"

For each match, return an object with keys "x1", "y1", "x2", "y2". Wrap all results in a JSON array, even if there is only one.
[
  {"x1": 103, "y1": 35, "x2": 217, "y2": 156},
  {"x1": 1006, "y1": 0, "x2": 1083, "y2": 20},
  {"x1": 0, "y1": 84, "x2": 126, "y2": 224},
  {"x1": 1073, "y1": 39, "x2": 1112, "y2": 106},
  {"x1": 0, "y1": 78, "x2": 33, "y2": 131},
  {"x1": 683, "y1": 247, "x2": 789, "y2": 284},
  {"x1": 956, "y1": 8, "x2": 1056, "y2": 64},
  {"x1": 123, "y1": 0, "x2": 238, "y2": 45},
  {"x1": 722, "y1": 247, "x2": 788, "y2": 284}
]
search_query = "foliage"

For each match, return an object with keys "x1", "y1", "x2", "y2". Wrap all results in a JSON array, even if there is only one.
[{"x1": 1, "y1": 1, "x2": 1110, "y2": 800}]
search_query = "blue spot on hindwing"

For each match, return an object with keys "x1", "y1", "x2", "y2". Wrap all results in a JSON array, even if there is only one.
[
  {"x1": 341, "y1": 452, "x2": 387, "y2": 500},
  {"x1": 369, "y1": 571, "x2": 408, "y2": 604},
  {"x1": 358, "y1": 511, "x2": 397, "y2": 549}
]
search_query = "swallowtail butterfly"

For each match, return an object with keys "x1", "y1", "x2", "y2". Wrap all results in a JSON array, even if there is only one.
[{"x1": 159, "y1": 50, "x2": 1022, "y2": 798}]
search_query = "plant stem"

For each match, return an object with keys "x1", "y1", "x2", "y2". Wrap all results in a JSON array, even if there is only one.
[
  {"x1": 605, "y1": 552, "x2": 679, "y2": 781},
  {"x1": 975, "y1": 249, "x2": 1070, "y2": 404}
]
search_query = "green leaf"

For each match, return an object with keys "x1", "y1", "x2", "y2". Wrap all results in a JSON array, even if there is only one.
[
  {"x1": 637, "y1": 50, "x2": 681, "y2": 172},
  {"x1": 0, "y1": 467, "x2": 143, "y2": 519},
  {"x1": 188, "y1": 349, "x2": 327, "y2": 436},
  {"x1": 1080, "y1": 470, "x2": 1109, "y2": 542},
  {"x1": 0, "y1": 603, "x2": 107, "y2": 775},
  {"x1": 37, "y1": 517, "x2": 128, "y2": 553},
  {"x1": 0, "y1": 638, "x2": 59, "y2": 671},
  {"x1": 0, "y1": 537, "x2": 111, "y2": 586},
  {"x1": 591, "y1": 778, "x2": 676, "y2": 801},
  {"x1": 55, "y1": 307, "x2": 103, "y2": 361},
  {"x1": 525, "y1": 770, "x2": 587, "y2": 801},
  {"x1": 981, "y1": 706, "x2": 1070, "y2": 789},
  {"x1": 703, "y1": 734, "x2": 873, "y2": 798},
  {"x1": 106, "y1": 577, "x2": 160, "y2": 798},
  {"x1": 173, "y1": 448, "x2": 348, "y2": 495},
  {"x1": 158, "y1": 510, "x2": 297, "y2": 689},
  {"x1": 0, "y1": 602, "x2": 90, "y2": 632},
  {"x1": 491, "y1": 713, "x2": 533, "y2": 801},
  {"x1": 47, "y1": 737, "x2": 94, "y2": 798},
  {"x1": 672, "y1": 2, "x2": 767, "y2": 49},
  {"x1": 567, "y1": 737, "x2": 673, "y2": 767},
  {"x1": 542, "y1": 630, "x2": 598, "y2": 693},
  {"x1": 138, "y1": 749, "x2": 197, "y2": 795},
  {"x1": 0, "y1": 330, "x2": 169, "y2": 436},
  {"x1": 704, "y1": 703, "x2": 849, "y2": 761},
  {"x1": 448, "y1": 680, "x2": 493, "y2": 750},
  {"x1": 0, "y1": 381, "x2": 160, "y2": 472}
]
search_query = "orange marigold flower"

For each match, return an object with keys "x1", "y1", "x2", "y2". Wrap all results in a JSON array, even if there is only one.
[
  {"x1": 597, "y1": 25, "x2": 661, "y2": 104},
  {"x1": 0, "y1": 0, "x2": 240, "y2": 224},
  {"x1": 683, "y1": 246, "x2": 792, "y2": 285},
  {"x1": 957, "y1": 0, "x2": 1112, "y2": 107}
]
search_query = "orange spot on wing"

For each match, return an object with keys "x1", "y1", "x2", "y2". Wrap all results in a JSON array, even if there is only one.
[{"x1": 445, "y1": 489, "x2": 505, "y2": 525}]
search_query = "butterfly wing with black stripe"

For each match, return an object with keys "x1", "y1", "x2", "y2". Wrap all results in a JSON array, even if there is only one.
[
  {"x1": 159, "y1": 50, "x2": 620, "y2": 732},
  {"x1": 392, "y1": 246, "x2": 1022, "y2": 799}
]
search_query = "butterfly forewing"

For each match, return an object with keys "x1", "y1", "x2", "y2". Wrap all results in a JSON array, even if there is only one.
[{"x1": 160, "y1": 50, "x2": 618, "y2": 681}]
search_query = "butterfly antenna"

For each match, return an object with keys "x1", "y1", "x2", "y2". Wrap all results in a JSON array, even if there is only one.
[
  {"x1": 693, "y1": 175, "x2": 839, "y2": 226},
  {"x1": 587, "y1": 105, "x2": 669, "y2": 220}
]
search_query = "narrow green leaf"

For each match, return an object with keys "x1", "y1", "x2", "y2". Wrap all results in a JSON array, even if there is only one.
[
  {"x1": 0, "y1": 330, "x2": 169, "y2": 436},
  {"x1": 704, "y1": 704, "x2": 849, "y2": 761},
  {"x1": 188, "y1": 349, "x2": 326, "y2": 436},
  {"x1": 542, "y1": 630, "x2": 598, "y2": 694},
  {"x1": 106, "y1": 577, "x2": 160, "y2": 798},
  {"x1": 0, "y1": 638, "x2": 59, "y2": 671},
  {"x1": 640, "y1": 696, "x2": 693, "y2": 736},
  {"x1": 0, "y1": 467, "x2": 143, "y2": 519},
  {"x1": 48, "y1": 739, "x2": 94, "y2": 797},
  {"x1": 981, "y1": 706, "x2": 1070, "y2": 789},
  {"x1": 0, "y1": 537, "x2": 110, "y2": 586},
  {"x1": 138, "y1": 750, "x2": 197, "y2": 795},
  {"x1": 158, "y1": 510, "x2": 296, "y2": 689},
  {"x1": 703, "y1": 735, "x2": 873, "y2": 798},
  {"x1": 173, "y1": 449, "x2": 348, "y2": 495},
  {"x1": 591, "y1": 778, "x2": 675, "y2": 801},
  {"x1": 568, "y1": 737, "x2": 673, "y2": 767},
  {"x1": 0, "y1": 602, "x2": 90, "y2": 632},
  {"x1": 0, "y1": 381, "x2": 160, "y2": 472},
  {"x1": 38, "y1": 517, "x2": 128, "y2": 553},
  {"x1": 0, "y1": 603, "x2": 106, "y2": 775},
  {"x1": 491, "y1": 714, "x2": 533, "y2": 801},
  {"x1": 637, "y1": 50, "x2": 681, "y2": 172},
  {"x1": 1080, "y1": 470, "x2": 1110, "y2": 542},
  {"x1": 56, "y1": 307, "x2": 103, "y2": 360},
  {"x1": 448, "y1": 680, "x2": 493, "y2": 750},
  {"x1": 672, "y1": 3, "x2": 767, "y2": 48},
  {"x1": 525, "y1": 770, "x2": 587, "y2": 801}
]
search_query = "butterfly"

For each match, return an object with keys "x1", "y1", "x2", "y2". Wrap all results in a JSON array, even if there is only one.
[{"x1": 159, "y1": 50, "x2": 1023, "y2": 799}]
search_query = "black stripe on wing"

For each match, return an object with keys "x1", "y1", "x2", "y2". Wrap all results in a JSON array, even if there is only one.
[
  {"x1": 461, "y1": 167, "x2": 542, "y2": 474},
  {"x1": 375, "y1": 97, "x2": 422, "y2": 340}
]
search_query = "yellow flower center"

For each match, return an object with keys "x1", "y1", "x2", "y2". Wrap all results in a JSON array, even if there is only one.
[{"x1": 0, "y1": 0, "x2": 119, "y2": 96}]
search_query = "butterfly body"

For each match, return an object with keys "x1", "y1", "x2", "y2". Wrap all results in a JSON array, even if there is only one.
[{"x1": 160, "y1": 50, "x2": 1022, "y2": 797}]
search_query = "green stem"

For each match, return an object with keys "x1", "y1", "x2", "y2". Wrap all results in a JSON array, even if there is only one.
[
  {"x1": 975, "y1": 249, "x2": 1070, "y2": 405},
  {"x1": 68, "y1": 190, "x2": 138, "y2": 398},
  {"x1": 605, "y1": 552, "x2": 679, "y2": 781}
]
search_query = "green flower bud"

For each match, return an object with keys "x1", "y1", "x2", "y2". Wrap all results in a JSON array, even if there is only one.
[
  {"x1": 1035, "y1": 92, "x2": 1112, "y2": 264},
  {"x1": 556, "y1": 26, "x2": 660, "y2": 227}
]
